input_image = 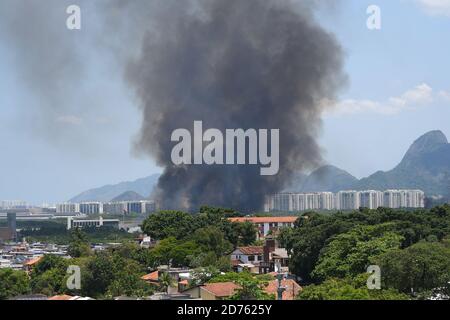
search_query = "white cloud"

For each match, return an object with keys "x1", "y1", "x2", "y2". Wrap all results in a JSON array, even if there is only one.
[
  {"x1": 415, "y1": 0, "x2": 450, "y2": 17},
  {"x1": 327, "y1": 83, "x2": 444, "y2": 116},
  {"x1": 56, "y1": 115, "x2": 83, "y2": 125},
  {"x1": 439, "y1": 90, "x2": 450, "y2": 101}
]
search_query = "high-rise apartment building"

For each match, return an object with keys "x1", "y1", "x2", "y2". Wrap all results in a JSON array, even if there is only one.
[
  {"x1": 0, "y1": 200, "x2": 27, "y2": 209},
  {"x1": 360, "y1": 190, "x2": 384, "y2": 210},
  {"x1": 336, "y1": 191, "x2": 360, "y2": 210},
  {"x1": 103, "y1": 201, "x2": 157, "y2": 215},
  {"x1": 266, "y1": 189, "x2": 425, "y2": 212},
  {"x1": 79, "y1": 202, "x2": 103, "y2": 215},
  {"x1": 56, "y1": 203, "x2": 80, "y2": 214}
]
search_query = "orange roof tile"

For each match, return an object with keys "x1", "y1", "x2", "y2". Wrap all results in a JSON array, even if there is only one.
[
  {"x1": 141, "y1": 270, "x2": 159, "y2": 281},
  {"x1": 229, "y1": 217, "x2": 298, "y2": 224},
  {"x1": 202, "y1": 282, "x2": 241, "y2": 298},
  {"x1": 24, "y1": 256, "x2": 43, "y2": 266},
  {"x1": 231, "y1": 259, "x2": 244, "y2": 266},
  {"x1": 264, "y1": 279, "x2": 302, "y2": 300},
  {"x1": 236, "y1": 246, "x2": 264, "y2": 255},
  {"x1": 48, "y1": 295, "x2": 74, "y2": 301}
]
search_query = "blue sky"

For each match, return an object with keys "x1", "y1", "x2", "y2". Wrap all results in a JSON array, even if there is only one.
[
  {"x1": 319, "y1": 0, "x2": 450, "y2": 177},
  {"x1": 1, "y1": 0, "x2": 450, "y2": 204}
]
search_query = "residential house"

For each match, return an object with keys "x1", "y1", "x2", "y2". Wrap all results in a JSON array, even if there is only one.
[
  {"x1": 48, "y1": 295, "x2": 94, "y2": 300},
  {"x1": 197, "y1": 279, "x2": 302, "y2": 300},
  {"x1": 228, "y1": 217, "x2": 297, "y2": 239},
  {"x1": 265, "y1": 279, "x2": 302, "y2": 300},
  {"x1": 231, "y1": 246, "x2": 264, "y2": 273},
  {"x1": 141, "y1": 270, "x2": 160, "y2": 286},
  {"x1": 231, "y1": 238, "x2": 291, "y2": 274},
  {"x1": 200, "y1": 282, "x2": 241, "y2": 300},
  {"x1": 23, "y1": 256, "x2": 43, "y2": 273},
  {"x1": 141, "y1": 267, "x2": 192, "y2": 294}
]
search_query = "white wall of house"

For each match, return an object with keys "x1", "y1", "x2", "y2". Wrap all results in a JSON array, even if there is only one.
[{"x1": 231, "y1": 250, "x2": 262, "y2": 264}]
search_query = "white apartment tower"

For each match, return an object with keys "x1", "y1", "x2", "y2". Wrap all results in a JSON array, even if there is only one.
[
  {"x1": 360, "y1": 191, "x2": 384, "y2": 210},
  {"x1": 265, "y1": 189, "x2": 425, "y2": 212},
  {"x1": 56, "y1": 203, "x2": 80, "y2": 214},
  {"x1": 336, "y1": 191, "x2": 360, "y2": 210}
]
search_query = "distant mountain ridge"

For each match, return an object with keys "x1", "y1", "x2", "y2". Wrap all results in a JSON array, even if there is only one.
[
  {"x1": 283, "y1": 165, "x2": 358, "y2": 193},
  {"x1": 352, "y1": 130, "x2": 450, "y2": 196},
  {"x1": 111, "y1": 191, "x2": 146, "y2": 202},
  {"x1": 69, "y1": 174, "x2": 159, "y2": 202},
  {"x1": 70, "y1": 130, "x2": 450, "y2": 202}
]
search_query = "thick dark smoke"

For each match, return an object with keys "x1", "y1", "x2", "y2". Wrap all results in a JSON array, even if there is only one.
[
  {"x1": 1, "y1": 0, "x2": 346, "y2": 211},
  {"x1": 125, "y1": 0, "x2": 347, "y2": 212}
]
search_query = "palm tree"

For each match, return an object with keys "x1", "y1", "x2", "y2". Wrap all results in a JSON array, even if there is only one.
[{"x1": 159, "y1": 272, "x2": 175, "y2": 294}]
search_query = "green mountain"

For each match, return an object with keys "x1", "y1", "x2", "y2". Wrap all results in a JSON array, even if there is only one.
[
  {"x1": 286, "y1": 130, "x2": 450, "y2": 197},
  {"x1": 285, "y1": 165, "x2": 358, "y2": 193},
  {"x1": 70, "y1": 131, "x2": 450, "y2": 203},
  {"x1": 354, "y1": 130, "x2": 450, "y2": 196}
]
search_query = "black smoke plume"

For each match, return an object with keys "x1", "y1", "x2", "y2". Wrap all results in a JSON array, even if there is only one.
[
  {"x1": 125, "y1": 0, "x2": 347, "y2": 212},
  {"x1": 0, "y1": 0, "x2": 346, "y2": 212}
]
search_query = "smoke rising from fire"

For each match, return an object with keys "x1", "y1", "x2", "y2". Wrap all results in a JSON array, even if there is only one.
[
  {"x1": 123, "y1": 0, "x2": 347, "y2": 211},
  {"x1": 0, "y1": 0, "x2": 347, "y2": 211}
]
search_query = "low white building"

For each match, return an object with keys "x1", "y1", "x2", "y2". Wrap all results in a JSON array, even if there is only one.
[
  {"x1": 67, "y1": 216, "x2": 119, "y2": 230},
  {"x1": 228, "y1": 217, "x2": 297, "y2": 239},
  {"x1": 231, "y1": 246, "x2": 264, "y2": 265}
]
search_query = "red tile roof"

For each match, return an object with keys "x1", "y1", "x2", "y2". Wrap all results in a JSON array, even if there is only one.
[
  {"x1": 24, "y1": 256, "x2": 43, "y2": 266},
  {"x1": 264, "y1": 279, "x2": 302, "y2": 300},
  {"x1": 141, "y1": 270, "x2": 159, "y2": 282},
  {"x1": 179, "y1": 280, "x2": 189, "y2": 285},
  {"x1": 231, "y1": 259, "x2": 244, "y2": 266},
  {"x1": 202, "y1": 282, "x2": 241, "y2": 298},
  {"x1": 236, "y1": 246, "x2": 264, "y2": 255},
  {"x1": 48, "y1": 295, "x2": 74, "y2": 301},
  {"x1": 229, "y1": 217, "x2": 298, "y2": 224}
]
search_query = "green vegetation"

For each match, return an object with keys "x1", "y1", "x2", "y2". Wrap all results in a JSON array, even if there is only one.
[
  {"x1": 208, "y1": 271, "x2": 275, "y2": 300},
  {"x1": 297, "y1": 276, "x2": 409, "y2": 300},
  {"x1": 67, "y1": 229, "x2": 93, "y2": 258},
  {"x1": 0, "y1": 207, "x2": 258, "y2": 299},
  {"x1": 374, "y1": 241, "x2": 450, "y2": 297},
  {"x1": 81, "y1": 250, "x2": 154, "y2": 298},
  {"x1": 280, "y1": 205, "x2": 450, "y2": 299},
  {"x1": 2, "y1": 205, "x2": 450, "y2": 300},
  {"x1": 24, "y1": 243, "x2": 154, "y2": 299},
  {"x1": 0, "y1": 269, "x2": 30, "y2": 299},
  {"x1": 18, "y1": 220, "x2": 135, "y2": 244},
  {"x1": 209, "y1": 271, "x2": 274, "y2": 284},
  {"x1": 139, "y1": 206, "x2": 257, "y2": 270}
]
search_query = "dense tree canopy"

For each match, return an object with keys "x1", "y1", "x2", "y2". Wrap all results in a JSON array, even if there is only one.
[
  {"x1": 0, "y1": 269, "x2": 30, "y2": 299},
  {"x1": 280, "y1": 205, "x2": 450, "y2": 299},
  {"x1": 297, "y1": 276, "x2": 409, "y2": 300},
  {"x1": 374, "y1": 240, "x2": 450, "y2": 295},
  {"x1": 30, "y1": 255, "x2": 69, "y2": 296},
  {"x1": 311, "y1": 224, "x2": 403, "y2": 281},
  {"x1": 67, "y1": 228, "x2": 92, "y2": 258},
  {"x1": 3, "y1": 205, "x2": 450, "y2": 300}
]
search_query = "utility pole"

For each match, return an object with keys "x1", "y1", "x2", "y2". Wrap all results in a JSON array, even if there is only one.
[{"x1": 276, "y1": 262, "x2": 286, "y2": 300}]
